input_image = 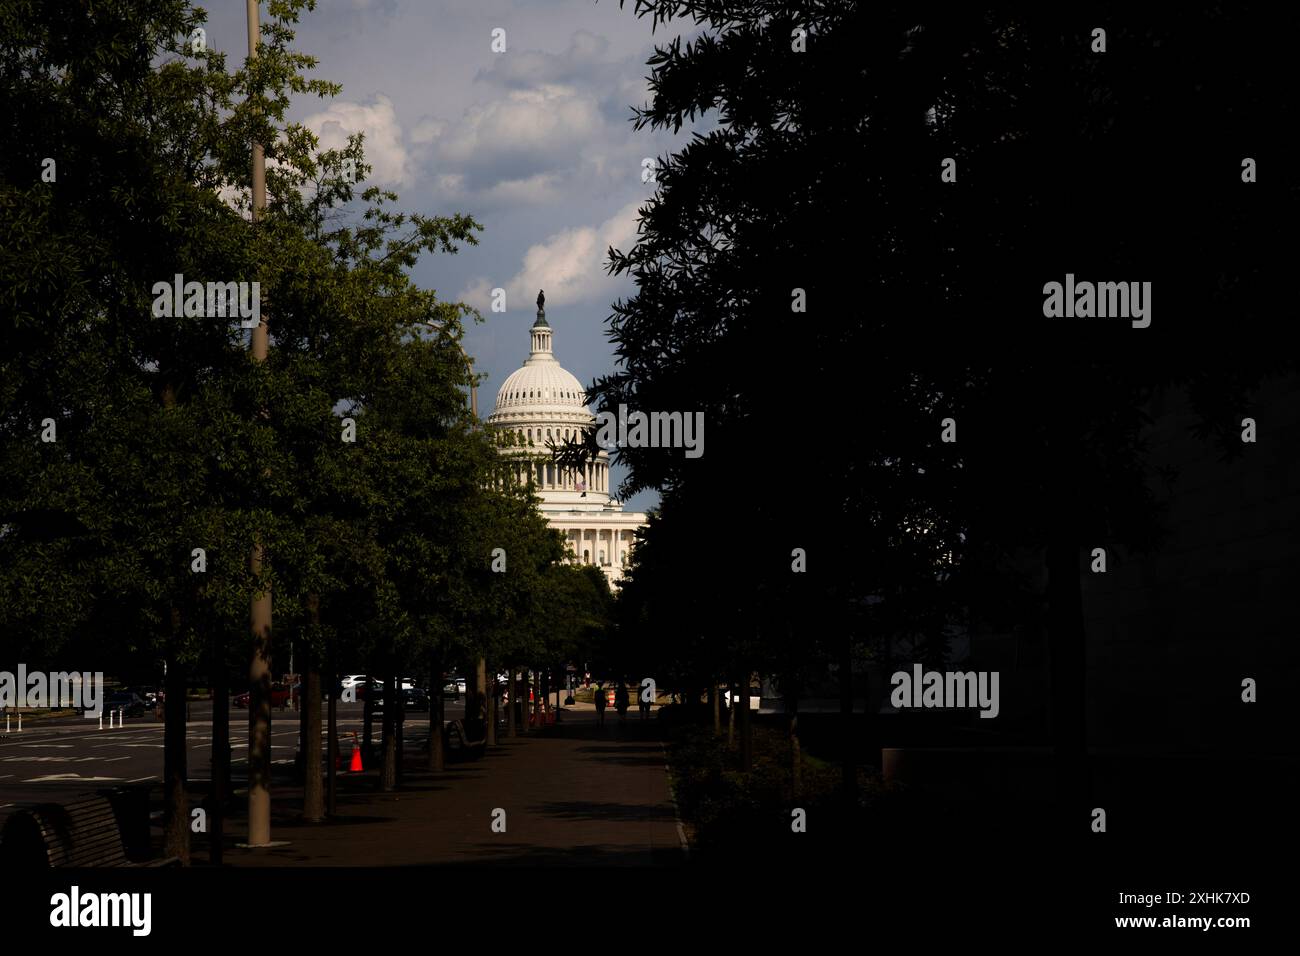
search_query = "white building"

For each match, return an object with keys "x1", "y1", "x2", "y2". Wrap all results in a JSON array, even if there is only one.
[{"x1": 486, "y1": 297, "x2": 647, "y2": 584}]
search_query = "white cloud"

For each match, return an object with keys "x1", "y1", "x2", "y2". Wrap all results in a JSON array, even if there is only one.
[
  {"x1": 410, "y1": 117, "x2": 447, "y2": 145},
  {"x1": 301, "y1": 94, "x2": 410, "y2": 187},
  {"x1": 459, "y1": 199, "x2": 642, "y2": 311},
  {"x1": 475, "y1": 30, "x2": 612, "y2": 90},
  {"x1": 481, "y1": 172, "x2": 564, "y2": 205},
  {"x1": 436, "y1": 82, "x2": 598, "y2": 170}
]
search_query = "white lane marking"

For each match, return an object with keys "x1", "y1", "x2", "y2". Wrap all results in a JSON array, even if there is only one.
[
  {"x1": 128, "y1": 776, "x2": 158, "y2": 783},
  {"x1": 23, "y1": 774, "x2": 125, "y2": 783}
]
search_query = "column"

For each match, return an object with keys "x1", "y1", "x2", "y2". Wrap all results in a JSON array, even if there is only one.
[{"x1": 611, "y1": 529, "x2": 619, "y2": 567}]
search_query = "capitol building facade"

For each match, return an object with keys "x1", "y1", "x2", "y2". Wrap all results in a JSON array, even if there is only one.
[{"x1": 486, "y1": 299, "x2": 647, "y2": 584}]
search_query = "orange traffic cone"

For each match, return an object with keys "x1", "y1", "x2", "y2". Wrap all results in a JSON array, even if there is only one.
[{"x1": 349, "y1": 732, "x2": 363, "y2": 772}]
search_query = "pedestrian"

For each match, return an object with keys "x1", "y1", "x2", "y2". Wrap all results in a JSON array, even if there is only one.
[
  {"x1": 615, "y1": 682, "x2": 629, "y2": 722},
  {"x1": 594, "y1": 682, "x2": 606, "y2": 727}
]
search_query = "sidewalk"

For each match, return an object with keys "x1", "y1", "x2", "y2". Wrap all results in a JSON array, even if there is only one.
[{"x1": 221, "y1": 707, "x2": 684, "y2": 866}]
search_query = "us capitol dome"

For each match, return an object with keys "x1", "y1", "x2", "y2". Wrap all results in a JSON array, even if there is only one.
[{"x1": 486, "y1": 292, "x2": 647, "y2": 583}]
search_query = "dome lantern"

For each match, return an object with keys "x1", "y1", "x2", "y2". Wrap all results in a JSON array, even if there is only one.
[{"x1": 530, "y1": 290, "x2": 552, "y2": 356}]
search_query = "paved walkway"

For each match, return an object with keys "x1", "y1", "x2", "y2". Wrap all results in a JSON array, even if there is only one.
[{"x1": 223, "y1": 707, "x2": 683, "y2": 866}]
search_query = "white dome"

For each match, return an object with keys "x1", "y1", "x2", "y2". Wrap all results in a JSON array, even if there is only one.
[
  {"x1": 483, "y1": 296, "x2": 647, "y2": 583},
  {"x1": 491, "y1": 361, "x2": 590, "y2": 420},
  {"x1": 487, "y1": 303, "x2": 612, "y2": 512},
  {"x1": 486, "y1": 309, "x2": 594, "y2": 429}
]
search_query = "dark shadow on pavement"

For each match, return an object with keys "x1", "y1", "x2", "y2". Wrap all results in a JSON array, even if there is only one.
[{"x1": 530, "y1": 800, "x2": 674, "y2": 823}]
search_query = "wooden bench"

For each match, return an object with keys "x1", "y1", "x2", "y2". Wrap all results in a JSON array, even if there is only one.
[
  {"x1": 0, "y1": 793, "x2": 178, "y2": 867},
  {"x1": 444, "y1": 718, "x2": 485, "y2": 761}
]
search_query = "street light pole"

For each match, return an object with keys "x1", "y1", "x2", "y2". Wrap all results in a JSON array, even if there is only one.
[
  {"x1": 245, "y1": 0, "x2": 274, "y2": 848},
  {"x1": 458, "y1": 339, "x2": 486, "y2": 739}
]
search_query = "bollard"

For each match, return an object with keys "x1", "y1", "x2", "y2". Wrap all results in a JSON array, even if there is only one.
[
  {"x1": 17, "y1": 711, "x2": 22, "y2": 732},
  {"x1": 99, "y1": 713, "x2": 103, "y2": 730}
]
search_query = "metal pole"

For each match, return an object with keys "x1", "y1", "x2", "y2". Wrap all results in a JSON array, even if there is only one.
[{"x1": 245, "y1": 0, "x2": 273, "y2": 847}]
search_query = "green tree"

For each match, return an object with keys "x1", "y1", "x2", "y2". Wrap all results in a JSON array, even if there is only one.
[{"x1": 596, "y1": 0, "x2": 1288, "y2": 818}]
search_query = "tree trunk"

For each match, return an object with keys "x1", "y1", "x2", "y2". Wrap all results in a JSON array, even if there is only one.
[
  {"x1": 737, "y1": 670, "x2": 753, "y2": 772},
  {"x1": 297, "y1": 660, "x2": 308, "y2": 784},
  {"x1": 247, "y1": 547, "x2": 273, "y2": 846},
  {"x1": 210, "y1": 640, "x2": 229, "y2": 865},
  {"x1": 726, "y1": 680, "x2": 736, "y2": 749},
  {"x1": 163, "y1": 649, "x2": 190, "y2": 864},
  {"x1": 474, "y1": 655, "x2": 487, "y2": 739},
  {"x1": 427, "y1": 652, "x2": 445, "y2": 771},
  {"x1": 158, "y1": 389, "x2": 191, "y2": 863},
  {"x1": 395, "y1": 692, "x2": 405, "y2": 786},
  {"x1": 362, "y1": 688, "x2": 374, "y2": 760},
  {"x1": 485, "y1": 661, "x2": 496, "y2": 746},
  {"x1": 1048, "y1": 537, "x2": 1088, "y2": 839},
  {"x1": 709, "y1": 683, "x2": 720, "y2": 735},
  {"x1": 326, "y1": 659, "x2": 338, "y2": 817},
  {"x1": 788, "y1": 698, "x2": 801, "y2": 801},
  {"x1": 506, "y1": 667, "x2": 517, "y2": 738},
  {"x1": 380, "y1": 672, "x2": 397, "y2": 791},
  {"x1": 302, "y1": 609, "x2": 323, "y2": 822},
  {"x1": 516, "y1": 670, "x2": 526, "y2": 734},
  {"x1": 839, "y1": 631, "x2": 856, "y2": 803}
]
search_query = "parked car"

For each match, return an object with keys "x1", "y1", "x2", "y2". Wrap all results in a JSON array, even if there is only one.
[
  {"x1": 233, "y1": 684, "x2": 294, "y2": 709},
  {"x1": 290, "y1": 682, "x2": 329, "y2": 702},
  {"x1": 369, "y1": 687, "x2": 429, "y2": 713},
  {"x1": 128, "y1": 686, "x2": 160, "y2": 708},
  {"x1": 402, "y1": 688, "x2": 429, "y2": 712},
  {"x1": 105, "y1": 691, "x2": 147, "y2": 718},
  {"x1": 343, "y1": 677, "x2": 414, "y2": 698},
  {"x1": 441, "y1": 675, "x2": 467, "y2": 698}
]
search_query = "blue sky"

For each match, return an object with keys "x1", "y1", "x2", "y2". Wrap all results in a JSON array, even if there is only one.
[{"x1": 198, "y1": 0, "x2": 707, "y2": 513}]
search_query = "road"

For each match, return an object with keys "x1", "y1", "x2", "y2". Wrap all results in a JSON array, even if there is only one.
[{"x1": 0, "y1": 697, "x2": 463, "y2": 822}]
